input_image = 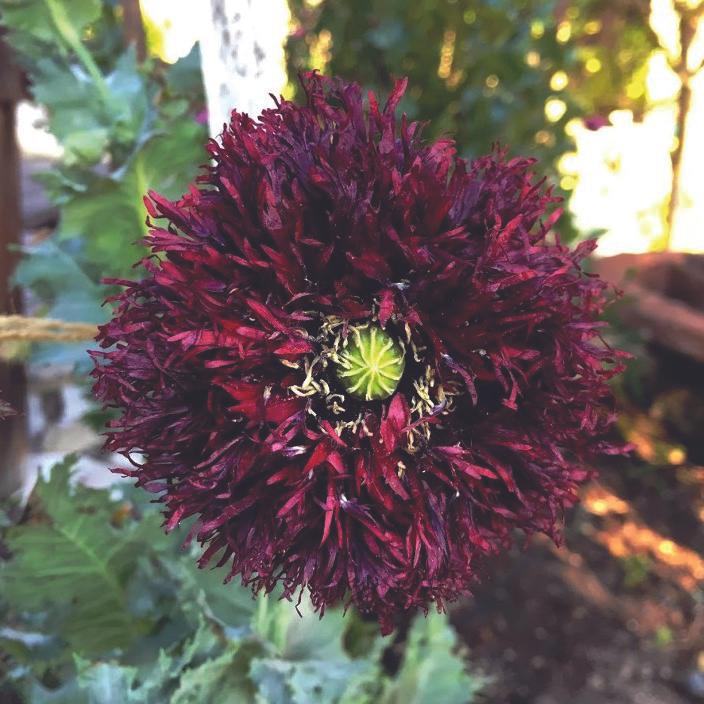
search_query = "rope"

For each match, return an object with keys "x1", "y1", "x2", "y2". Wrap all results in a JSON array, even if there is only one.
[{"x1": 0, "y1": 315, "x2": 97, "y2": 343}]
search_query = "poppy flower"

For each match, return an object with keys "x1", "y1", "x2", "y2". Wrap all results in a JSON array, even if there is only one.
[{"x1": 92, "y1": 73, "x2": 625, "y2": 633}]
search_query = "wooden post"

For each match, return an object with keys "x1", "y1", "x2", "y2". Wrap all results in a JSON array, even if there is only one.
[
  {"x1": 121, "y1": 0, "x2": 147, "y2": 62},
  {"x1": 0, "y1": 33, "x2": 27, "y2": 495},
  {"x1": 199, "y1": 0, "x2": 290, "y2": 137}
]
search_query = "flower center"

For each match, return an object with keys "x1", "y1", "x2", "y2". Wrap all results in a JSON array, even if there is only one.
[{"x1": 335, "y1": 326, "x2": 405, "y2": 401}]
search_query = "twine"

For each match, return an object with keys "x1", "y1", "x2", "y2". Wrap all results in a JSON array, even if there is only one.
[{"x1": 0, "y1": 315, "x2": 97, "y2": 343}]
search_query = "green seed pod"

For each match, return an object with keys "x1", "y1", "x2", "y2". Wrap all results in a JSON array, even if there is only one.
[{"x1": 335, "y1": 326, "x2": 406, "y2": 401}]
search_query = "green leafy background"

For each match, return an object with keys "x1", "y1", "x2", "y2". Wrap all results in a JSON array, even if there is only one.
[
  {"x1": 2, "y1": 0, "x2": 207, "y2": 368},
  {"x1": 0, "y1": 461, "x2": 483, "y2": 703}
]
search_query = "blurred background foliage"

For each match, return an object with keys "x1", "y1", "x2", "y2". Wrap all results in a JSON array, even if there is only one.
[
  {"x1": 288, "y1": 0, "x2": 578, "y2": 167},
  {"x1": 1, "y1": 0, "x2": 207, "y2": 367},
  {"x1": 287, "y1": 0, "x2": 658, "y2": 202},
  {"x1": 286, "y1": 0, "x2": 704, "y2": 253}
]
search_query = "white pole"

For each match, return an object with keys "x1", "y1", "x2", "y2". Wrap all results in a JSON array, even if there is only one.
[{"x1": 199, "y1": 0, "x2": 290, "y2": 138}]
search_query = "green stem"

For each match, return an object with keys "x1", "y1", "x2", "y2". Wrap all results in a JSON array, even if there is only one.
[
  {"x1": 255, "y1": 591, "x2": 269, "y2": 636},
  {"x1": 133, "y1": 155, "x2": 150, "y2": 236},
  {"x1": 44, "y1": 0, "x2": 112, "y2": 106}
]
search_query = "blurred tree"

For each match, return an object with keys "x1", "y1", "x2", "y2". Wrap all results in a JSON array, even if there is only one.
[
  {"x1": 663, "y1": 0, "x2": 704, "y2": 247},
  {"x1": 287, "y1": 0, "x2": 576, "y2": 169},
  {"x1": 559, "y1": 0, "x2": 657, "y2": 120},
  {"x1": 286, "y1": 0, "x2": 662, "y2": 232},
  {"x1": 0, "y1": 31, "x2": 27, "y2": 494}
]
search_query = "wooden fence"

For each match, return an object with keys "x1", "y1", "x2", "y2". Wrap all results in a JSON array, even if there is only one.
[{"x1": 0, "y1": 31, "x2": 26, "y2": 488}]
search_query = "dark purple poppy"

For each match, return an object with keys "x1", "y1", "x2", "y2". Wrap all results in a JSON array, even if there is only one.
[{"x1": 92, "y1": 73, "x2": 626, "y2": 633}]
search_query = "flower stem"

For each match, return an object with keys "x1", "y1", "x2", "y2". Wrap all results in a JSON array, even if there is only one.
[{"x1": 44, "y1": 0, "x2": 112, "y2": 107}]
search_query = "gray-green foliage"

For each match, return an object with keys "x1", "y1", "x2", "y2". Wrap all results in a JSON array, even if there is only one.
[
  {"x1": 0, "y1": 0, "x2": 101, "y2": 53},
  {"x1": 287, "y1": 0, "x2": 574, "y2": 166},
  {"x1": 381, "y1": 610, "x2": 483, "y2": 704},
  {"x1": 0, "y1": 0, "x2": 207, "y2": 367},
  {"x1": 0, "y1": 460, "x2": 482, "y2": 703},
  {"x1": 286, "y1": 0, "x2": 659, "y2": 245},
  {"x1": 1, "y1": 457, "x2": 152, "y2": 653}
]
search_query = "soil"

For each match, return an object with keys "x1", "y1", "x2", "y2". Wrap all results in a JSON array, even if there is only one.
[{"x1": 452, "y1": 344, "x2": 704, "y2": 703}]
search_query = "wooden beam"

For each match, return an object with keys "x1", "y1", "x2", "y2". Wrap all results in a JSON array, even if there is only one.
[{"x1": 593, "y1": 253, "x2": 704, "y2": 364}]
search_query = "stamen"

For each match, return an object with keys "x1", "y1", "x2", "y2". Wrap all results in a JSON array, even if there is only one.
[{"x1": 286, "y1": 316, "x2": 463, "y2": 445}]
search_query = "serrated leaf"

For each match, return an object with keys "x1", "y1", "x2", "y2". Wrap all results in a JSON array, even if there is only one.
[
  {"x1": 13, "y1": 240, "x2": 105, "y2": 368},
  {"x1": 251, "y1": 656, "x2": 378, "y2": 704},
  {"x1": 14, "y1": 240, "x2": 104, "y2": 318},
  {"x1": 56, "y1": 171, "x2": 146, "y2": 267},
  {"x1": 56, "y1": 118, "x2": 206, "y2": 277},
  {"x1": 75, "y1": 655, "x2": 138, "y2": 704},
  {"x1": 0, "y1": 459, "x2": 148, "y2": 654},
  {"x1": 170, "y1": 642, "x2": 260, "y2": 704},
  {"x1": 73, "y1": 616, "x2": 231, "y2": 703},
  {"x1": 380, "y1": 612, "x2": 483, "y2": 704},
  {"x1": 170, "y1": 560, "x2": 260, "y2": 636},
  {"x1": 170, "y1": 641, "x2": 261, "y2": 704},
  {"x1": 134, "y1": 118, "x2": 207, "y2": 200},
  {"x1": 31, "y1": 59, "x2": 108, "y2": 164},
  {"x1": 29, "y1": 49, "x2": 151, "y2": 165},
  {"x1": 250, "y1": 599, "x2": 383, "y2": 704},
  {"x1": 104, "y1": 48, "x2": 151, "y2": 147},
  {"x1": 165, "y1": 44, "x2": 204, "y2": 99},
  {"x1": 253, "y1": 597, "x2": 367, "y2": 663}
]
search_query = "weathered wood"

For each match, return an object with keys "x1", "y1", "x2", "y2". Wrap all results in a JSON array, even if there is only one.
[
  {"x1": 0, "y1": 32, "x2": 23, "y2": 102},
  {"x1": 0, "y1": 34, "x2": 24, "y2": 310},
  {"x1": 0, "y1": 35, "x2": 27, "y2": 494},
  {"x1": 594, "y1": 253, "x2": 704, "y2": 364},
  {"x1": 0, "y1": 102, "x2": 21, "y2": 314},
  {"x1": 624, "y1": 284, "x2": 704, "y2": 363},
  {"x1": 21, "y1": 157, "x2": 57, "y2": 230}
]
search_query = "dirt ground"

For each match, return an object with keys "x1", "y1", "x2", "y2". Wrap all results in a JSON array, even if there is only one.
[{"x1": 453, "y1": 346, "x2": 704, "y2": 703}]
